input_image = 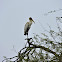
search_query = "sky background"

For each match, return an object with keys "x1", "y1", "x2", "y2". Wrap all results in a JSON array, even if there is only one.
[{"x1": 0, "y1": 0, "x2": 62, "y2": 62}]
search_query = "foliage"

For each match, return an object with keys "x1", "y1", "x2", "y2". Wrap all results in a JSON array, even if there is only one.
[{"x1": 2, "y1": 17, "x2": 62, "y2": 62}]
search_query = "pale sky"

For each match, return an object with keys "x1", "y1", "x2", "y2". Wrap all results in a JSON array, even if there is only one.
[{"x1": 0, "y1": 0, "x2": 62, "y2": 62}]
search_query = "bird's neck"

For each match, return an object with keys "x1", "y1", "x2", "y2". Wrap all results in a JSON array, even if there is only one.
[{"x1": 29, "y1": 20, "x2": 32, "y2": 26}]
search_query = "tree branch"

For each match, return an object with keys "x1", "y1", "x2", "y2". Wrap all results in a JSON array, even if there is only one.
[{"x1": 26, "y1": 38, "x2": 59, "y2": 58}]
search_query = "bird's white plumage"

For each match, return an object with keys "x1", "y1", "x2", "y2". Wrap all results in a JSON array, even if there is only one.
[{"x1": 24, "y1": 22, "x2": 30, "y2": 34}]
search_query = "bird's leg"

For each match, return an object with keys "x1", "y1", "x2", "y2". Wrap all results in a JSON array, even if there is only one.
[
  {"x1": 27, "y1": 35, "x2": 28, "y2": 39},
  {"x1": 27, "y1": 32, "x2": 28, "y2": 39}
]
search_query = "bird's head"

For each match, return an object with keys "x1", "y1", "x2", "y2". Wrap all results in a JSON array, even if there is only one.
[{"x1": 29, "y1": 17, "x2": 35, "y2": 23}]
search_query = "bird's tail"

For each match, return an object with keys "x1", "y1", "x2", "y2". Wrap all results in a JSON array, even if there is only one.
[{"x1": 24, "y1": 32, "x2": 28, "y2": 35}]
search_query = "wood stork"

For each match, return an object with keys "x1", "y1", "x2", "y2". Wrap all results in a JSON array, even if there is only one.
[{"x1": 24, "y1": 17, "x2": 35, "y2": 38}]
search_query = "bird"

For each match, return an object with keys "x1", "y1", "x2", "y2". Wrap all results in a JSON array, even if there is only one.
[{"x1": 24, "y1": 17, "x2": 35, "y2": 38}]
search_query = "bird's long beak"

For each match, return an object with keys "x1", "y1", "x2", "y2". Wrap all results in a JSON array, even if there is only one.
[{"x1": 32, "y1": 20, "x2": 35, "y2": 23}]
